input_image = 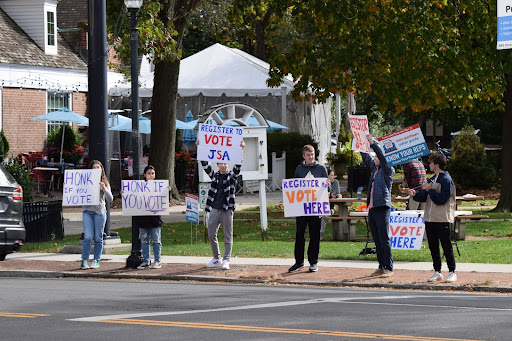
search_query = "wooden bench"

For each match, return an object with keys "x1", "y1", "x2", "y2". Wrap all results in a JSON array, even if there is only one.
[
  {"x1": 453, "y1": 215, "x2": 489, "y2": 240},
  {"x1": 324, "y1": 216, "x2": 365, "y2": 241}
]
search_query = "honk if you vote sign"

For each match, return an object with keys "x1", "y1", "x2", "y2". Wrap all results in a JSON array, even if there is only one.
[
  {"x1": 121, "y1": 180, "x2": 169, "y2": 216},
  {"x1": 197, "y1": 123, "x2": 243, "y2": 164},
  {"x1": 282, "y1": 178, "x2": 330, "y2": 217},
  {"x1": 63, "y1": 169, "x2": 101, "y2": 206}
]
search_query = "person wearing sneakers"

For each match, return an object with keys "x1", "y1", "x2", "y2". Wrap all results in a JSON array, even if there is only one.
[
  {"x1": 289, "y1": 145, "x2": 328, "y2": 273},
  {"x1": 360, "y1": 134, "x2": 395, "y2": 278},
  {"x1": 80, "y1": 160, "x2": 113, "y2": 270},
  {"x1": 197, "y1": 139, "x2": 245, "y2": 270},
  {"x1": 408, "y1": 151, "x2": 457, "y2": 283},
  {"x1": 134, "y1": 165, "x2": 167, "y2": 270}
]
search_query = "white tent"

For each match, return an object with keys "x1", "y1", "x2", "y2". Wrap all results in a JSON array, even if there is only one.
[{"x1": 108, "y1": 43, "x2": 332, "y2": 163}]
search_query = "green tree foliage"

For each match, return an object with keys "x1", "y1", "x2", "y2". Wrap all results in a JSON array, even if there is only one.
[
  {"x1": 47, "y1": 125, "x2": 81, "y2": 151},
  {"x1": 448, "y1": 126, "x2": 496, "y2": 189},
  {"x1": 3, "y1": 157, "x2": 33, "y2": 202},
  {"x1": 0, "y1": 130, "x2": 9, "y2": 157},
  {"x1": 267, "y1": 131, "x2": 317, "y2": 178},
  {"x1": 267, "y1": 1, "x2": 512, "y2": 211}
]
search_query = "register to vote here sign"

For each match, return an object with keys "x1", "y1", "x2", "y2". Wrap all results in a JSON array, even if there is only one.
[
  {"x1": 377, "y1": 124, "x2": 429, "y2": 167},
  {"x1": 282, "y1": 178, "x2": 329, "y2": 217},
  {"x1": 62, "y1": 169, "x2": 101, "y2": 206},
  {"x1": 197, "y1": 123, "x2": 243, "y2": 165},
  {"x1": 388, "y1": 211, "x2": 425, "y2": 250}
]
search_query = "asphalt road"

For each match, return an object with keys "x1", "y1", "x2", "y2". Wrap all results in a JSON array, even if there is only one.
[{"x1": 0, "y1": 278, "x2": 510, "y2": 340}]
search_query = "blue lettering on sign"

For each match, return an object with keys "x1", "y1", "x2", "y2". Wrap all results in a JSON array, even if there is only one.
[
  {"x1": 390, "y1": 236, "x2": 417, "y2": 249},
  {"x1": 386, "y1": 142, "x2": 429, "y2": 167}
]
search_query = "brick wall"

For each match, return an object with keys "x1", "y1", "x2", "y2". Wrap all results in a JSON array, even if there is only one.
[{"x1": 2, "y1": 88, "x2": 88, "y2": 156}]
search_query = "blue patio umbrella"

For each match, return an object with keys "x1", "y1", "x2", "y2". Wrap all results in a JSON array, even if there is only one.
[
  {"x1": 110, "y1": 116, "x2": 152, "y2": 134},
  {"x1": 30, "y1": 107, "x2": 89, "y2": 163},
  {"x1": 182, "y1": 110, "x2": 197, "y2": 146}
]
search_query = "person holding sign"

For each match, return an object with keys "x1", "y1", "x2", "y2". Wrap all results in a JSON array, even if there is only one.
[
  {"x1": 288, "y1": 145, "x2": 328, "y2": 273},
  {"x1": 360, "y1": 135, "x2": 395, "y2": 277},
  {"x1": 408, "y1": 152, "x2": 457, "y2": 283},
  {"x1": 196, "y1": 139, "x2": 245, "y2": 271},
  {"x1": 133, "y1": 165, "x2": 166, "y2": 270},
  {"x1": 80, "y1": 160, "x2": 113, "y2": 270}
]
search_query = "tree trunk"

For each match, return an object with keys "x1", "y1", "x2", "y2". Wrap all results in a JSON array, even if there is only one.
[
  {"x1": 149, "y1": 60, "x2": 180, "y2": 199},
  {"x1": 493, "y1": 72, "x2": 512, "y2": 212}
]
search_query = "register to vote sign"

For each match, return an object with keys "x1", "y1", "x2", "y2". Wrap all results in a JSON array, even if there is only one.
[
  {"x1": 121, "y1": 180, "x2": 169, "y2": 216},
  {"x1": 388, "y1": 211, "x2": 425, "y2": 250},
  {"x1": 197, "y1": 123, "x2": 243, "y2": 164},
  {"x1": 62, "y1": 169, "x2": 101, "y2": 206},
  {"x1": 282, "y1": 178, "x2": 329, "y2": 217}
]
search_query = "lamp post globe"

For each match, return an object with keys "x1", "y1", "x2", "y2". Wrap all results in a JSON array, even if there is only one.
[{"x1": 125, "y1": 0, "x2": 144, "y2": 268}]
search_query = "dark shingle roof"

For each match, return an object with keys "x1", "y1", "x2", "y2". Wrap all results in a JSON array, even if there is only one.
[{"x1": 0, "y1": 8, "x2": 87, "y2": 70}]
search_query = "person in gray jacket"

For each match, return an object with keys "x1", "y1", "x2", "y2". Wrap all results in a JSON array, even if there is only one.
[
  {"x1": 360, "y1": 135, "x2": 395, "y2": 277},
  {"x1": 288, "y1": 145, "x2": 328, "y2": 273},
  {"x1": 409, "y1": 151, "x2": 457, "y2": 283}
]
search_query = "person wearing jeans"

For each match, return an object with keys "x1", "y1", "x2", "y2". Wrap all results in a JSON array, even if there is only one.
[
  {"x1": 134, "y1": 165, "x2": 166, "y2": 270},
  {"x1": 360, "y1": 135, "x2": 395, "y2": 277},
  {"x1": 80, "y1": 160, "x2": 113, "y2": 270}
]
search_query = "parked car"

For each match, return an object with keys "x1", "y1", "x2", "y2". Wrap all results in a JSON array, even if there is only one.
[{"x1": 0, "y1": 164, "x2": 25, "y2": 261}]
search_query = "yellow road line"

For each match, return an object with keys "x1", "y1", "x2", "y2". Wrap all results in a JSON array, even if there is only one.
[
  {"x1": 0, "y1": 312, "x2": 49, "y2": 318},
  {"x1": 98, "y1": 318, "x2": 483, "y2": 341}
]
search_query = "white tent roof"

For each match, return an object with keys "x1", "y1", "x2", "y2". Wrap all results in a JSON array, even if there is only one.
[{"x1": 109, "y1": 43, "x2": 295, "y2": 98}]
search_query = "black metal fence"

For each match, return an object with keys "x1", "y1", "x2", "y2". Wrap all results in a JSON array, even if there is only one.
[{"x1": 23, "y1": 200, "x2": 64, "y2": 242}]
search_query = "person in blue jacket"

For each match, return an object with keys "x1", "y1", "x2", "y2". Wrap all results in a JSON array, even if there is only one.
[
  {"x1": 288, "y1": 145, "x2": 328, "y2": 273},
  {"x1": 360, "y1": 134, "x2": 395, "y2": 277}
]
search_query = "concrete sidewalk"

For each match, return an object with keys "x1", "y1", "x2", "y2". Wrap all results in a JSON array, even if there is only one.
[{"x1": 2, "y1": 253, "x2": 512, "y2": 293}]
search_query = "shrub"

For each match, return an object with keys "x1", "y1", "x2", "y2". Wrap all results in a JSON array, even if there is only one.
[
  {"x1": 3, "y1": 157, "x2": 34, "y2": 202},
  {"x1": 0, "y1": 130, "x2": 9, "y2": 157},
  {"x1": 267, "y1": 131, "x2": 318, "y2": 178},
  {"x1": 47, "y1": 125, "x2": 81, "y2": 151},
  {"x1": 448, "y1": 125, "x2": 496, "y2": 189}
]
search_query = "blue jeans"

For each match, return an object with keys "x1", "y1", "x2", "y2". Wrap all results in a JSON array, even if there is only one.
[
  {"x1": 368, "y1": 206, "x2": 393, "y2": 271},
  {"x1": 82, "y1": 210, "x2": 106, "y2": 261},
  {"x1": 139, "y1": 227, "x2": 162, "y2": 263}
]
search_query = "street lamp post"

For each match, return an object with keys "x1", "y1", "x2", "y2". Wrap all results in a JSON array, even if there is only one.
[{"x1": 125, "y1": 0, "x2": 144, "y2": 268}]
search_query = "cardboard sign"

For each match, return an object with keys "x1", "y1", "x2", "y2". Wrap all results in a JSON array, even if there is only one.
[
  {"x1": 348, "y1": 114, "x2": 370, "y2": 153},
  {"x1": 197, "y1": 123, "x2": 243, "y2": 164},
  {"x1": 186, "y1": 193, "x2": 199, "y2": 224},
  {"x1": 388, "y1": 211, "x2": 425, "y2": 250},
  {"x1": 377, "y1": 124, "x2": 429, "y2": 166},
  {"x1": 282, "y1": 178, "x2": 329, "y2": 217},
  {"x1": 62, "y1": 169, "x2": 101, "y2": 206},
  {"x1": 498, "y1": 0, "x2": 512, "y2": 50},
  {"x1": 121, "y1": 180, "x2": 169, "y2": 216}
]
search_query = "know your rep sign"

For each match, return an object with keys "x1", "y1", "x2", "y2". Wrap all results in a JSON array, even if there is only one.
[
  {"x1": 377, "y1": 124, "x2": 429, "y2": 167},
  {"x1": 62, "y1": 169, "x2": 101, "y2": 206},
  {"x1": 282, "y1": 178, "x2": 329, "y2": 217},
  {"x1": 197, "y1": 123, "x2": 243, "y2": 164},
  {"x1": 121, "y1": 180, "x2": 169, "y2": 216}
]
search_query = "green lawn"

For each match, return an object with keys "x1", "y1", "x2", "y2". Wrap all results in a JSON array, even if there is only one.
[{"x1": 21, "y1": 214, "x2": 512, "y2": 264}]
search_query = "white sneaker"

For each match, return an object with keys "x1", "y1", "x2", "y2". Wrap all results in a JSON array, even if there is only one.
[
  {"x1": 428, "y1": 271, "x2": 444, "y2": 282},
  {"x1": 80, "y1": 260, "x2": 89, "y2": 270},
  {"x1": 206, "y1": 257, "x2": 221, "y2": 267},
  {"x1": 221, "y1": 260, "x2": 230, "y2": 270},
  {"x1": 151, "y1": 262, "x2": 162, "y2": 269},
  {"x1": 446, "y1": 271, "x2": 457, "y2": 282},
  {"x1": 137, "y1": 261, "x2": 150, "y2": 270}
]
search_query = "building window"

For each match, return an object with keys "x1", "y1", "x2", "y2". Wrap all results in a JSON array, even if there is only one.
[
  {"x1": 47, "y1": 11, "x2": 55, "y2": 46},
  {"x1": 47, "y1": 92, "x2": 71, "y2": 133}
]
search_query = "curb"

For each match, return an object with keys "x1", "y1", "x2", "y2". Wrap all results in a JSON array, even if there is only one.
[{"x1": 2, "y1": 270, "x2": 511, "y2": 294}]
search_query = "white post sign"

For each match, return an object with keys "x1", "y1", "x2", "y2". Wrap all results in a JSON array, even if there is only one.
[
  {"x1": 388, "y1": 211, "x2": 425, "y2": 250},
  {"x1": 498, "y1": 0, "x2": 512, "y2": 50},
  {"x1": 377, "y1": 124, "x2": 429, "y2": 167},
  {"x1": 186, "y1": 193, "x2": 199, "y2": 224},
  {"x1": 197, "y1": 123, "x2": 243, "y2": 164},
  {"x1": 198, "y1": 182, "x2": 210, "y2": 210},
  {"x1": 348, "y1": 114, "x2": 370, "y2": 153},
  {"x1": 121, "y1": 180, "x2": 169, "y2": 216},
  {"x1": 63, "y1": 169, "x2": 101, "y2": 206},
  {"x1": 282, "y1": 178, "x2": 330, "y2": 217}
]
